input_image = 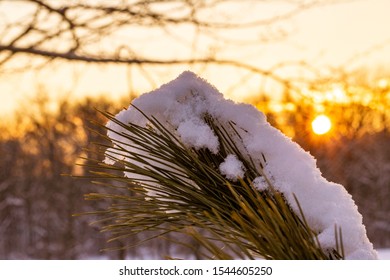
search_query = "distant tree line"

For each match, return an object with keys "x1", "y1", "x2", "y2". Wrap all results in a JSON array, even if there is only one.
[{"x1": 0, "y1": 96, "x2": 110, "y2": 259}]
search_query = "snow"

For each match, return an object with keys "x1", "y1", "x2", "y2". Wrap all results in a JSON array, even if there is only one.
[
  {"x1": 177, "y1": 118, "x2": 219, "y2": 154},
  {"x1": 219, "y1": 154, "x2": 246, "y2": 181},
  {"x1": 252, "y1": 176, "x2": 268, "y2": 191},
  {"x1": 377, "y1": 248, "x2": 390, "y2": 260},
  {"x1": 105, "y1": 71, "x2": 377, "y2": 260}
]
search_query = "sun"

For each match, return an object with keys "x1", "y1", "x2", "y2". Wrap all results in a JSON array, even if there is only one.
[{"x1": 311, "y1": 115, "x2": 332, "y2": 135}]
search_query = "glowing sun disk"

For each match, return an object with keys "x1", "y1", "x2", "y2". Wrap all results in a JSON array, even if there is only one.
[{"x1": 312, "y1": 115, "x2": 332, "y2": 135}]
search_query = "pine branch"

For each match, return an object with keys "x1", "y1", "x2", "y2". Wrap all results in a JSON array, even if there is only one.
[{"x1": 81, "y1": 107, "x2": 344, "y2": 260}]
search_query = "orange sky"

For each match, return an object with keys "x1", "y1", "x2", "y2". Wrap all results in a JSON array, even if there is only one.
[{"x1": 1, "y1": 0, "x2": 390, "y2": 120}]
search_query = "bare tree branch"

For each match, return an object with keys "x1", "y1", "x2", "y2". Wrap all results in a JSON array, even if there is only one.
[
  {"x1": 0, "y1": 43, "x2": 291, "y2": 85},
  {"x1": 0, "y1": 0, "x2": 360, "y2": 88}
]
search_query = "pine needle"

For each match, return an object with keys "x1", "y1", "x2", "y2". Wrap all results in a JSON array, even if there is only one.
[{"x1": 80, "y1": 107, "x2": 344, "y2": 259}]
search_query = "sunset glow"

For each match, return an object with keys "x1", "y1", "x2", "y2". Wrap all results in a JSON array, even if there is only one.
[
  {"x1": 1, "y1": 0, "x2": 390, "y2": 118},
  {"x1": 311, "y1": 115, "x2": 332, "y2": 135}
]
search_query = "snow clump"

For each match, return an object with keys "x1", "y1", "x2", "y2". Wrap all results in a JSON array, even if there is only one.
[
  {"x1": 219, "y1": 154, "x2": 246, "y2": 181},
  {"x1": 252, "y1": 176, "x2": 269, "y2": 191}
]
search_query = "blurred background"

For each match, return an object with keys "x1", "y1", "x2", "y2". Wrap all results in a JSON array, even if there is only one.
[{"x1": 0, "y1": 0, "x2": 389, "y2": 259}]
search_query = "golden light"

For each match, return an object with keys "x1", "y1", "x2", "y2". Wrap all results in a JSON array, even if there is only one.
[
  {"x1": 311, "y1": 115, "x2": 332, "y2": 135},
  {"x1": 378, "y1": 78, "x2": 389, "y2": 89},
  {"x1": 325, "y1": 86, "x2": 347, "y2": 103}
]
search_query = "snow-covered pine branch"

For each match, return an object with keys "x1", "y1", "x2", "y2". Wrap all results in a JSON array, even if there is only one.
[{"x1": 90, "y1": 71, "x2": 376, "y2": 259}]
